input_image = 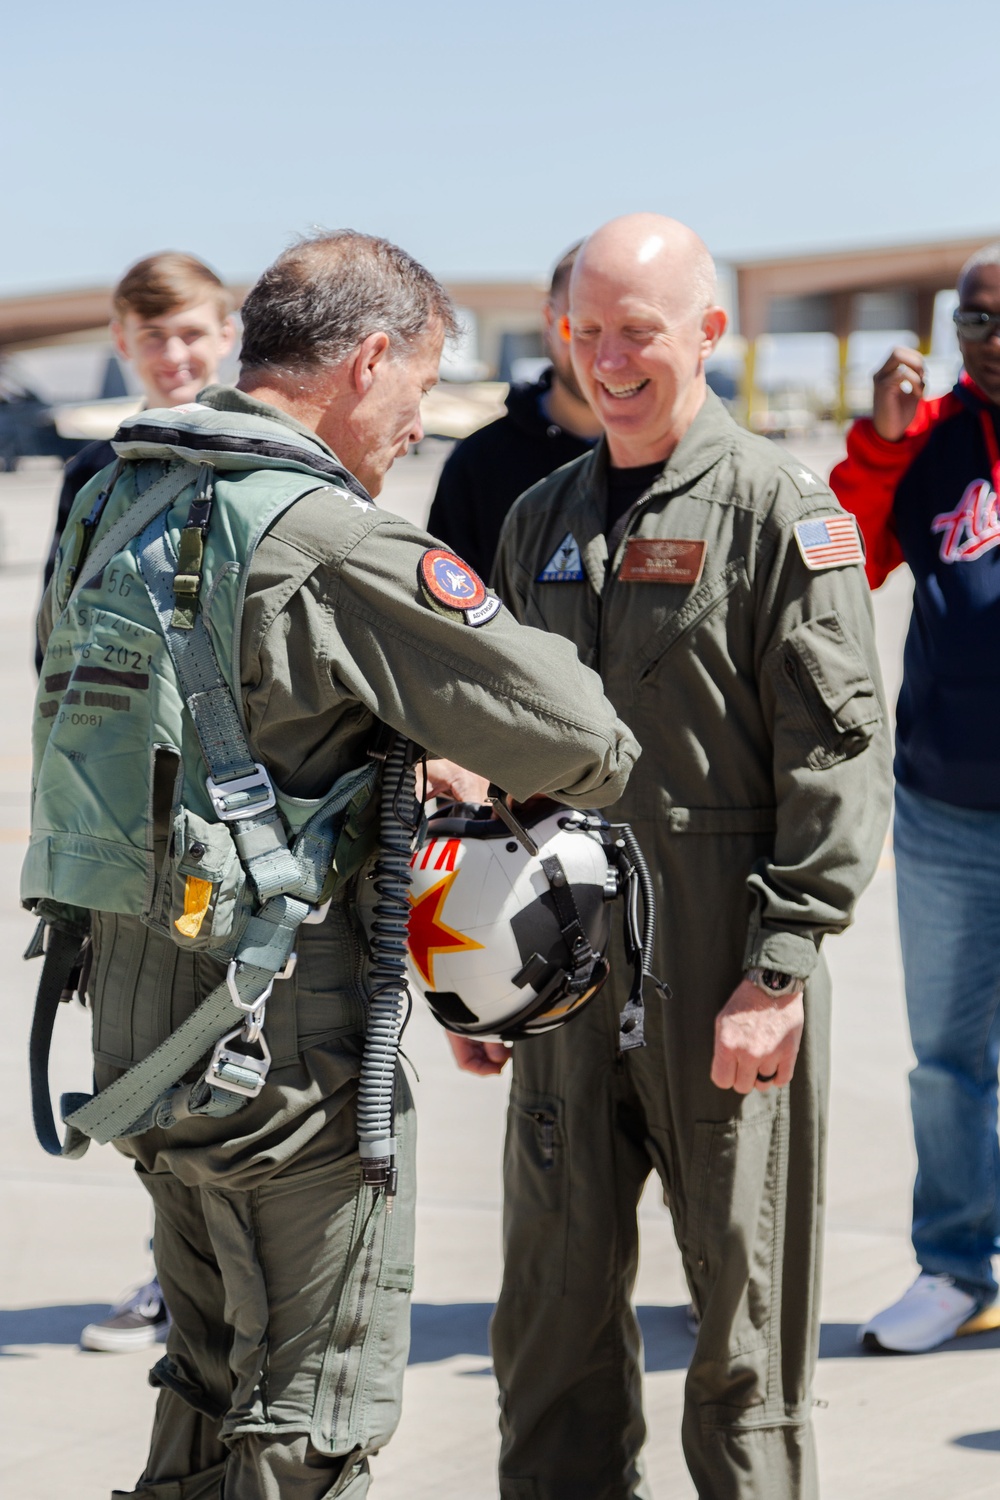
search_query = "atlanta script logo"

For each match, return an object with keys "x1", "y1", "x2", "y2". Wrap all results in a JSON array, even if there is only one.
[{"x1": 932, "y1": 479, "x2": 1000, "y2": 562}]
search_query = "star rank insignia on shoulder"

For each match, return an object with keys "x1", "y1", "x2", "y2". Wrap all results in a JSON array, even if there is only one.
[
  {"x1": 537, "y1": 531, "x2": 585, "y2": 582},
  {"x1": 781, "y1": 463, "x2": 825, "y2": 497},
  {"x1": 793, "y1": 513, "x2": 865, "y2": 571},
  {"x1": 418, "y1": 548, "x2": 502, "y2": 626}
]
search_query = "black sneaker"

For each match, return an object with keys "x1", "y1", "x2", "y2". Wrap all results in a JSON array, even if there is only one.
[{"x1": 80, "y1": 1279, "x2": 170, "y2": 1352}]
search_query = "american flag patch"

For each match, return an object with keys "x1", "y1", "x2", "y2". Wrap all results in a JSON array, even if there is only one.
[{"x1": 793, "y1": 514, "x2": 865, "y2": 571}]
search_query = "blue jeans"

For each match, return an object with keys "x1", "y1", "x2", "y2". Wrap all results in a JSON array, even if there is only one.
[{"x1": 894, "y1": 783, "x2": 1000, "y2": 1302}]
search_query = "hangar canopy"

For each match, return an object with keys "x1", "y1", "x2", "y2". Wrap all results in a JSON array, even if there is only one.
[{"x1": 733, "y1": 232, "x2": 999, "y2": 421}]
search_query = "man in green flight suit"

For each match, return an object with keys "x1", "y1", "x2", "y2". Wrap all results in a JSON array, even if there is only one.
[
  {"x1": 28, "y1": 231, "x2": 638, "y2": 1500},
  {"x1": 448, "y1": 214, "x2": 893, "y2": 1499}
]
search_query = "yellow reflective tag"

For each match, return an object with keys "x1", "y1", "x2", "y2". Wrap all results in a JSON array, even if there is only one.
[{"x1": 174, "y1": 876, "x2": 214, "y2": 938}]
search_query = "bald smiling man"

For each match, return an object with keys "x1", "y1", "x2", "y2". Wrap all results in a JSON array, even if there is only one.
[{"x1": 452, "y1": 215, "x2": 893, "y2": 1499}]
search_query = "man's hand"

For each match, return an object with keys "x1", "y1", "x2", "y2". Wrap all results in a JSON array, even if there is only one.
[
  {"x1": 872, "y1": 346, "x2": 926, "y2": 442},
  {"x1": 446, "y1": 1031, "x2": 512, "y2": 1076},
  {"x1": 422, "y1": 759, "x2": 491, "y2": 805},
  {"x1": 710, "y1": 978, "x2": 804, "y2": 1095}
]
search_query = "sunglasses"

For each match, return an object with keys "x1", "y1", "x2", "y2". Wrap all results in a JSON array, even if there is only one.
[{"x1": 953, "y1": 309, "x2": 1000, "y2": 343}]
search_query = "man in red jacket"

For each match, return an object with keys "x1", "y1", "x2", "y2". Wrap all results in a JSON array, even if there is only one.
[{"x1": 831, "y1": 242, "x2": 1000, "y2": 1352}]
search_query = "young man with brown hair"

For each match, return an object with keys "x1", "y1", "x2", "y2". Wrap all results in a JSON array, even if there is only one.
[{"x1": 41, "y1": 251, "x2": 236, "y2": 603}]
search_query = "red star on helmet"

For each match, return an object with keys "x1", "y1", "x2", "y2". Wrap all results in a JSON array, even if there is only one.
[{"x1": 407, "y1": 870, "x2": 484, "y2": 988}]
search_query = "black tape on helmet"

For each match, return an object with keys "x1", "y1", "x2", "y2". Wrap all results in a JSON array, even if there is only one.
[{"x1": 405, "y1": 801, "x2": 666, "y2": 1047}]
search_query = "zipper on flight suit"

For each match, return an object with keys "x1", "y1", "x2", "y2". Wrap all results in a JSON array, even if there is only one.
[
  {"x1": 782, "y1": 654, "x2": 835, "y2": 751},
  {"x1": 528, "y1": 1109, "x2": 556, "y2": 1170},
  {"x1": 596, "y1": 482, "x2": 666, "y2": 680}
]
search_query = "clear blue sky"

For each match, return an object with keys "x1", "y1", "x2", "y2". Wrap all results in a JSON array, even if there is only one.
[{"x1": 2, "y1": 0, "x2": 996, "y2": 296}]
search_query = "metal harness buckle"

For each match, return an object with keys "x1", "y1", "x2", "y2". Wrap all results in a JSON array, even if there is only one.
[
  {"x1": 206, "y1": 1025, "x2": 272, "y2": 1098},
  {"x1": 205, "y1": 764, "x2": 277, "y2": 822},
  {"x1": 225, "y1": 961, "x2": 274, "y2": 1042}
]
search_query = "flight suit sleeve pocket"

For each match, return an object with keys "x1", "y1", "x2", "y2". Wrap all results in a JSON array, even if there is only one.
[{"x1": 776, "y1": 612, "x2": 881, "y2": 770}]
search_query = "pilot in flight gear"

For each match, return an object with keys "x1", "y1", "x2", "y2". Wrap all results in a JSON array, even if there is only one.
[
  {"x1": 484, "y1": 216, "x2": 893, "y2": 1500},
  {"x1": 25, "y1": 232, "x2": 639, "y2": 1500}
]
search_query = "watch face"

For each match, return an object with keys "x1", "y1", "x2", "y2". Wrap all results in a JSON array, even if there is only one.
[{"x1": 761, "y1": 969, "x2": 792, "y2": 992}]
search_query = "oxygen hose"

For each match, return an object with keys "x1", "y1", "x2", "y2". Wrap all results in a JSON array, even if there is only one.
[
  {"x1": 357, "y1": 735, "x2": 419, "y2": 1196},
  {"x1": 620, "y1": 825, "x2": 657, "y2": 981}
]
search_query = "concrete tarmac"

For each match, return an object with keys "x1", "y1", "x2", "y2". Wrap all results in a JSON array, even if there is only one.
[{"x1": 2, "y1": 436, "x2": 998, "y2": 1499}]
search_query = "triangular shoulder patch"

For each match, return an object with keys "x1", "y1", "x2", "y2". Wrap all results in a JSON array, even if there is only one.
[{"x1": 537, "y1": 531, "x2": 584, "y2": 582}]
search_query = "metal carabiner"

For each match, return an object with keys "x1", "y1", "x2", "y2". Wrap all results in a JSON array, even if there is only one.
[{"x1": 206, "y1": 1025, "x2": 272, "y2": 1098}]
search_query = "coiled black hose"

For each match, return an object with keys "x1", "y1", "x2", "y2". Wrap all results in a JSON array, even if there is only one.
[
  {"x1": 620, "y1": 824, "x2": 657, "y2": 979},
  {"x1": 357, "y1": 736, "x2": 419, "y2": 1193}
]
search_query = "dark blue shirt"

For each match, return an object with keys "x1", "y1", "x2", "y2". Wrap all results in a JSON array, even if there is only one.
[{"x1": 892, "y1": 386, "x2": 1000, "y2": 809}]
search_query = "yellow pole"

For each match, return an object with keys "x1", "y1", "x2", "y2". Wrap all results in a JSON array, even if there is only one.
[
  {"x1": 836, "y1": 335, "x2": 849, "y2": 427},
  {"x1": 743, "y1": 338, "x2": 757, "y2": 431}
]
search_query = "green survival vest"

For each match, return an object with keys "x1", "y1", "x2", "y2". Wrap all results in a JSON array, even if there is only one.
[{"x1": 24, "y1": 401, "x2": 379, "y2": 1155}]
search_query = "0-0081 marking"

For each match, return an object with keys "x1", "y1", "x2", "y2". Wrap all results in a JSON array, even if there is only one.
[{"x1": 58, "y1": 709, "x2": 104, "y2": 729}]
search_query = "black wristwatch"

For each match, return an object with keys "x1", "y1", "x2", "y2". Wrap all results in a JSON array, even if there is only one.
[{"x1": 745, "y1": 967, "x2": 802, "y2": 998}]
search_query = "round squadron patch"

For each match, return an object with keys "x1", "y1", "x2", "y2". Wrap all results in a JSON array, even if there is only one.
[{"x1": 418, "y1": 549, "x2": 501, "y2": 626}]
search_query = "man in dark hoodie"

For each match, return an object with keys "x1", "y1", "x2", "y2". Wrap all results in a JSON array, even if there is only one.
[
  {"x1": 427, "y1": 242, "x2": 602, "y2": 577},
  {"x1": 832, "y1": 242, "x2": 1000, "y2": 1354}
]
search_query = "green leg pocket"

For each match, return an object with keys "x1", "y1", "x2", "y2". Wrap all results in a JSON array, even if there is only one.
[{"x1": 312, "y1": 1079, "x2": 416, "y2": 1456}]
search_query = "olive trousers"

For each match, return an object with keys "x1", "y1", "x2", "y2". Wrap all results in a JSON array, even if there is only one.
[
  {"x1": 91, "y1": 911, "x2": 416, "y2": 1500},
  {"x1": 491, "y1": 951, "x2": 830, "y2": 1500},
  {"x1": 111, "y1": 1088, "x2": 415, "y2": 1500}
]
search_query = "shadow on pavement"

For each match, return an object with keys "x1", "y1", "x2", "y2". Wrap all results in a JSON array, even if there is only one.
[
  {"x1": 1, "y1": 1303, "x2": 108, "y2": 1350},
  {"x1": 408, "y1": 1304, "x2": 1000, "y2": 1369},
  {"x1": 409, "y1": 1304, "x2": 865, "y2": 1370},
  {"x1": 7, "y1": 1302, "x2": 1000, "y2": 1368},
  {"x1": 952, "y1": 1430, "x2": 1000, "y2": 1452},
  {"x1": 408, "y1": 1302, "x2": 698, "y2": 1368}
]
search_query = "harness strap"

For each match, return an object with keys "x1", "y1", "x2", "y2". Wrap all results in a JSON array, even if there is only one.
[
  {"x1": 27, "y1": 924, "x2": 91, "y2": 1158},
  {"x1": 43, "y1": 765, "x2": 377, "y2": 1155},
  {"x1": 540, "y1": 853, "x2": 597, "y2": 986},
  {"x1": 137, "y1": 510, "x2": 303, "y2": 901},
  {"x1": 66, "y1": 460, "x2": 198, "y2": 609},
  {"x1": 63, "y1": 935, "x2": 289, "y2": 1148},
  {"x1": 62, "y1": 460, "x2": 123, "y2": 596},
  {"x1": 171, "y1": 464, "x2": 215, "y2": 630}
]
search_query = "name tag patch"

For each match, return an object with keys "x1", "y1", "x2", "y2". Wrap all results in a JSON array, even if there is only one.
[
  {"x1": 619, "y1": 538, "x2": 706, "y2": 585},
  {"x1": 418, "y1": 548, "x2": 501, "y2": 626},
  {"x1": 793, "y1": 515, "x2": 865, "y2": 571}
]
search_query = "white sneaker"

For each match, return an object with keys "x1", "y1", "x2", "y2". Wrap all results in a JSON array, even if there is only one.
[
  {"x1": 80, "y1": 1279, "x2": 170, "y2": 1353},
  {"x1": 860, "y1": 1273, "x2": 979, "y2": 1354}
]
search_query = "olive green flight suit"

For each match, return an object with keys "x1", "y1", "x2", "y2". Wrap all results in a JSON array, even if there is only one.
[
  {"x1": 489, "y1": 391, "x2": 893, "y2": 1500},
  {"x1": 38, "y1": 387, "x2": 639, "y2": 1500}
]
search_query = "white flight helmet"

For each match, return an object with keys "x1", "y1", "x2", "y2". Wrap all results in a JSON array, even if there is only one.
[{"x1": 405, "y1": 800, "x2": 655, "y2": 1043}]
